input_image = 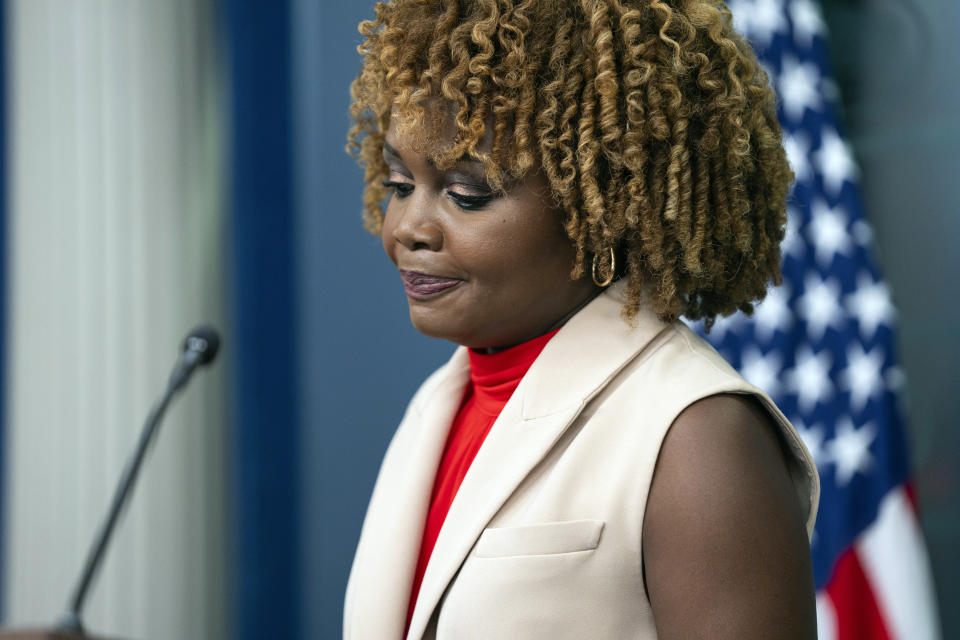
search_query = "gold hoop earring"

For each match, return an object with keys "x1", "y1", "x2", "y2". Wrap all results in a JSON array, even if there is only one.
[{"x1": 591, "y1": 247, "x2": 616, "y2": 287}]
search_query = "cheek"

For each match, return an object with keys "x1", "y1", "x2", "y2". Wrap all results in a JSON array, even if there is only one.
[
  {"x1": 509, "y1": 211, "x2": 575, "y2": 275},
  {"x1": 462, "y1": 223, "x2": 568, "y2": 297},
  {"x1": 380, "y1": 208, "x2": 397, "y2": 264}
]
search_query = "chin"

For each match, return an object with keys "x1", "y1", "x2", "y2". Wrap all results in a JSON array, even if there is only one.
[{"x1": 408, "y1": 307, "x2": 474, "y2": 346}]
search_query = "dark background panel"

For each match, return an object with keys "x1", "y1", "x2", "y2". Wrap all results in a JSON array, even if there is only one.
[{"x1": 224, "y1": 1, "x2": 300, "y2": 638}]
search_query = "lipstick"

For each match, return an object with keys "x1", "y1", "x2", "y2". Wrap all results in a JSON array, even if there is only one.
[{"x1": 399, "y1": 270, "x2": 462, "y2": 300}]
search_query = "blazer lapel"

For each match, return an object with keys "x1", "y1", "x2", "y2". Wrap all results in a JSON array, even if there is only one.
[
  {"x1": 406, "y1": 285, "x2": 670, "y2": 639},
  {"x1": 347, "y1": 350, "x2": 469, "y2": 640}
]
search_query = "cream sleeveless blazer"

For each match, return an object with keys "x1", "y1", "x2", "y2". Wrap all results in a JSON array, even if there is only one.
[{"x1": 344, "y1": 282, "x2": 819, "y2": 640}]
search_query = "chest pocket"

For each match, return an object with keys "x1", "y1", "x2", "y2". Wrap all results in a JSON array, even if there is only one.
[
  {"x1": 473, "y1": 519, "x2": 604, "y2": 558},
  {"x1": 436, "y1": 519, "x2": 615, "y2": 638}
]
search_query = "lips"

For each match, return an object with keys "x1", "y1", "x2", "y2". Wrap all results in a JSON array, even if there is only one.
[{"x1": 399, "y1": 269, "x2": 463, "y2": 300}]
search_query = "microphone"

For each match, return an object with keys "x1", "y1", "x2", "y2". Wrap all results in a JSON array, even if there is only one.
[
  {"x1": 169, "y1": 325, "x2": 221, "y2": 392},
  {"x1": 56, "y1": 326, "x2": 221, "y2": 636}
]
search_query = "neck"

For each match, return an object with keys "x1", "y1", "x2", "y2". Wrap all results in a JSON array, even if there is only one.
[{"x1": 476, "y1": 285, "x2": 604, "y2": 355}]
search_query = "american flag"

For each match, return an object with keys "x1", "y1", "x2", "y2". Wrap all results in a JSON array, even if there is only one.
[{"x1": 692, "y1": 1, "x2": 942, "y2": 637}]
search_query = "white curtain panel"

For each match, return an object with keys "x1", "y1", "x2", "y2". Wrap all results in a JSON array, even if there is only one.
[{"x1": 4, "y1": 1, "x2": 227, "y2": 637}]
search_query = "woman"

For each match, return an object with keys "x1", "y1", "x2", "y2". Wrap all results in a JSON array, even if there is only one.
[{"x1": 344, "y1": 1, "x2": 819, "y2": 638}]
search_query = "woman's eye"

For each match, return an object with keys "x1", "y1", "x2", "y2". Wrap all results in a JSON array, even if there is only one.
[
  {"x1": 381, "y1": 179, "x2": 414, "y2": 198},
  {"x1": 447, "y1": 189, "x2": 495, "y2": 211}
]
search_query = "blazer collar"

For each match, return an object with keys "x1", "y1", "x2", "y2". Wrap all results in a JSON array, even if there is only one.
[{"x1": 407, "y1": 283, "x2": 671, "y2": 638}]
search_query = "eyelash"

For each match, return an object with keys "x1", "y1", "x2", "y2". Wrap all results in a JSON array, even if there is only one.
[
  {"x1": 381, "y1": 180, "x2": 413, "y2": 198},
  {"x1": 381, "y1": 180, "x2": 495, "y2": 212}
]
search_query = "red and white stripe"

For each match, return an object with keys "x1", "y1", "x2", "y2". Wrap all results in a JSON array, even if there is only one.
[{"x1": 816, "y1": 486, "x2": 941, "y2": 639}]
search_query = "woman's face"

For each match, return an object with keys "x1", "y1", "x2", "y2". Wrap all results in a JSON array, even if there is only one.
[{"x1": 381, "y1": 123, "x2": 598, "y2": 350}]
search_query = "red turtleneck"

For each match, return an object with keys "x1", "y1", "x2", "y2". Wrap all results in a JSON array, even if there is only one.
[{"x1": 405, "y1": 328, "x2": 560, "y2": 628}]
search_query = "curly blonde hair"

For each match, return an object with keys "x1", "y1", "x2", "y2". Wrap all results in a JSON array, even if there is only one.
[{"x1": 347, "y1": 0, "x2": 792, "y2": 325}]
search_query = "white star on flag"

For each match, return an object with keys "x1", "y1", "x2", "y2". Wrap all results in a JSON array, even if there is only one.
[
  {"x1": 798, "y1": 273, "x2": 845, "y2": 340},
  {"x1": 825, "y1": 417, "x2": 876, "y2": 486},
  {"x1": 851, "y1": 218, "x2": 873, "y2": 246},
  {"x1": 784, "y1": 132, "x2": 813, "y2": 183},
  {"x1": 786, "y1": 345, "x2": 833, "y2": 413},
  {"x1": 813, "y1": 127, "x2": 859, "y2": 196},
  {"x1": 795, "y1": 420, "x2": 826, "y2": 469},
  {"x1": 741, "y1": 346, "x2": 783, "y2": 397},
  {"x1": 750, "y1": 0, "x2": 789, "y2": 47},
  {"x1": 704, "y1": 310, "x2": 747, "y2": 342},
  {"x1": 809, "y1": 199, "x2": 853, "y2": 267},
  {"x1": 727, "y1": 0, "x2": 753, "y2": 37},
  {"x1": 779, "y1": 56, "x2": 822, "y2": 122},
  {"x1": 782, "y1": 207, "x2": 804, "y2": 258},
  {"x1": 844, "y1": 271, "x2": 896, "y2": 339},
  {"x1": 788, "y1": 0, "x2": 825, "y2": 48},
  {"x1": 841, "y1": 343, "x2": 886, "y2": 413},
  {"x1": 753, "y1": 283, "x2": 792, "y2": 341}
]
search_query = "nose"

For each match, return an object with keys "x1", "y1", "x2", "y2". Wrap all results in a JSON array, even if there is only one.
[{"x1": 390, "y1": 193, "x2": 443, "y2": 252}]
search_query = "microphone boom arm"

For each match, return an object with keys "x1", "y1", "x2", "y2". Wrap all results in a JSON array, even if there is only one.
[{"x1": 55, "y1": 326, "x2": 219, "y2": 635}]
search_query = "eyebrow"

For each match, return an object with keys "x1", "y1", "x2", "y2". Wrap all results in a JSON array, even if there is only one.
[
  {"x1": 382, "y1": 140, "x2": 401, "y2": 159},
  {"x1": 382, "y1": 139, "x2": 484, "y2": 168}
]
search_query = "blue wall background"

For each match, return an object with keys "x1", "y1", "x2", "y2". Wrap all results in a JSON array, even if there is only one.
[
  {"x1": 224, "y1": 2, "x2": 300, "y2": 638},
  {"x1": 292, "y1": 2, "x2": 452, "y2": 637}
]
